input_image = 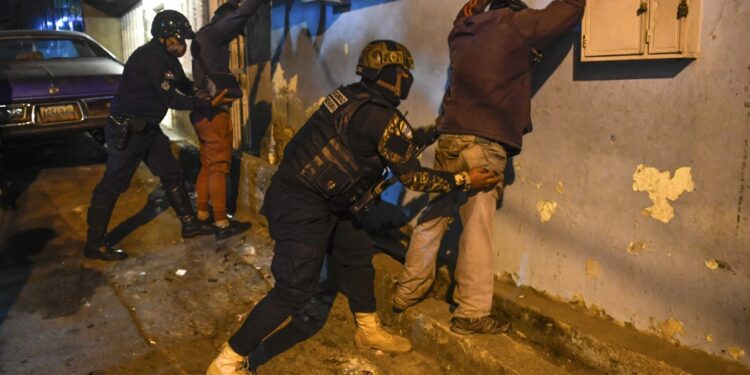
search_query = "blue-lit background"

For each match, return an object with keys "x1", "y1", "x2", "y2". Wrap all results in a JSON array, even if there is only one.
[
  {"x1": 0, "y1": 0, "x2": 84, "y2": 32},
  {"x1": 36, "y1": 0, "x2": 85, "y2": 32}
]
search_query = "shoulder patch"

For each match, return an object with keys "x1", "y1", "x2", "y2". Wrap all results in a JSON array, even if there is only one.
[
  {"x1": 378, "y1": 114, "x2": 416, "y2": 165},
  {"x1": 322, "y1": 89, "x2": 350, "y2": 113}
]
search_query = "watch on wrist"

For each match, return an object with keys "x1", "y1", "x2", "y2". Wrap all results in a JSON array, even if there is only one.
[{"x1": 454, "y1": 171, "x2": 471, "y2": 191}]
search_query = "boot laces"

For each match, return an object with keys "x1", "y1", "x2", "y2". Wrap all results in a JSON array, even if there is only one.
[{"x1": 237, "y1": 357, "x2": 254, "y2": 375}]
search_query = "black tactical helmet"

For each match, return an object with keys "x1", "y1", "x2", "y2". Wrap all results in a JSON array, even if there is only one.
[
  {"x1": 490, "y1": 0, "x2": 529, "y2": 11},
  {"x1": 356, "y1": 40, "x2": 414, "y2": 82},
  {"x1": 151, "y1": 10, "x2": 196, "y2": 40}
]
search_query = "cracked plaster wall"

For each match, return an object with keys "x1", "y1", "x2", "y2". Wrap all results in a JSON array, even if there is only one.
[{"x1": 269, "y1": 0, "x2": 750, "y2": 365}]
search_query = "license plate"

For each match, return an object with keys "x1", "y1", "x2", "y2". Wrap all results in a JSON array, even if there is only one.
[{"x1": 37, "y1": 104, "x2": 81, "y2": 124}]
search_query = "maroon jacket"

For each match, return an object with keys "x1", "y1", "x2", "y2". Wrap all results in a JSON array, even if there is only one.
[{"x1": 437, "y1": 0, "x2": 585, "y2": 155}]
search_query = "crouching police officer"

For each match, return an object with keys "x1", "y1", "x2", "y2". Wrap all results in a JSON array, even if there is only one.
[
  {"x1": 84, "y1": 10, "x2": 233, "y2": 261},
  {"x1": 207, "y1": 40, "x2": 501, "y2": 375}
]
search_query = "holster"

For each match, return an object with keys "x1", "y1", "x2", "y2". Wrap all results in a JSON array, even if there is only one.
[{"x1": 108, "y1": 115, "x2": 131, "y2": 150}]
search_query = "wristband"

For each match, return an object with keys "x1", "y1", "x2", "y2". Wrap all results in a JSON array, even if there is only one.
[{"x1": 454, "y1": 171, "x2": 471, "y2": 191}]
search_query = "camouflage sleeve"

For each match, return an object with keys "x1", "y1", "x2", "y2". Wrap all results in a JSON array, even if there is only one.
[{"x1": 377, "y1": 113, "x2": 458, "y2": 193}]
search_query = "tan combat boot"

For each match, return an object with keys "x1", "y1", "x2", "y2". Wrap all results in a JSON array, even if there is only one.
[
  {"x1": 206, "y1": 343, "x2": 254, "y2": 375},
  {"x1": 354, "y1": 312, "x2": 412, "y2": 353}
]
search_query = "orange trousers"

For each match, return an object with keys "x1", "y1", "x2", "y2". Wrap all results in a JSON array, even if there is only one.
[{"x1": 194, "y1": 111, "x2": 233, "y2": 221}]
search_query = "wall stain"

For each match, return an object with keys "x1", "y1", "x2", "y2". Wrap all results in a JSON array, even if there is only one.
[
  {"x1": 632, "y1": 164, "x2": 694, "y2": 223},
  {"x1": 726, "y1": 347, "x2": 746, "y2": 361},
  {"x1": 585, "y1": 259, "x2": 602, "y2": 279},
  {"x1": 652, "y1": 318, "x2": 685, "y2": 343},
  {"x1": 556, "y1": 182, "x2": 565, "y2": 194},
  {"x1": 704, "y1": 258, "x2": 735, "y2": 274},
  {"x1": 536, "y1": 200, "x2": 558, "y2": 223},
  {"x1": 626, "y1": 241, "x2": 647, "y2": 255},
  {"x1": 736, "y1": 138, "x2": 748, "y2": 236}
]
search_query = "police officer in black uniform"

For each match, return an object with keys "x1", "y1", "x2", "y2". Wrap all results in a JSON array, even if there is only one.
[
  {"x1": 207, "y1": 40, "x2": 501, "y2": 374},
  {"x1": 84, "y1": 10, "x2": 230, "y2": 261}
]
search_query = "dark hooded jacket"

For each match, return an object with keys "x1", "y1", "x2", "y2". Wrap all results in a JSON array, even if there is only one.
[
  {"x1": 191, "y1": 0, "x2": 265, "y2": 90},
  {"x1": 437, "y1": 0, "x2": 585, "y2": 155}
]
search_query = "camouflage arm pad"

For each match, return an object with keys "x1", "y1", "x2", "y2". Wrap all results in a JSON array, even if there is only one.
[{"x1": 378, "y1": 114, "x2": 457, "y2": 193}]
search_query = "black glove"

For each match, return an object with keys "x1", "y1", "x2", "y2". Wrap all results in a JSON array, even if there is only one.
[{"x1": 412, "y1": 125, "x2": 438, "y2": 147}]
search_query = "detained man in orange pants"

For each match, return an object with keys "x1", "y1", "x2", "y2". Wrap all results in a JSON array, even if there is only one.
[
  {"x1": 193, "y1": 110, "x2": 247, "y2": 239},
  {"x1": 191, "y1": 0, "x2": 267, "y2": 239}
]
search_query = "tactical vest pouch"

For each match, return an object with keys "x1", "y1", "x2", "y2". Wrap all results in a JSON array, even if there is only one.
[{"x1": 314, "y1": 163, "x2": 351, "y2": 197}]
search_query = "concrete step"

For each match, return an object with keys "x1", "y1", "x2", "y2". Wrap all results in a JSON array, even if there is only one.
[
  {"x1": 373, "y1": 254, "x2": 574, "y2": 375},
  {"x1": 491, "y1": 280, "x2": 750, "y2": 375},
  {"x1": 370, "y1": 253, "x2": 750, "y2": 375}
]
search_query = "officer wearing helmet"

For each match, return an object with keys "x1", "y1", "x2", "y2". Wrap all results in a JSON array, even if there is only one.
[
  {"x1": 83, "y1": 10, "x2": 233, "y2": 261},
  {"x1": 207, "y1": 40, "x2": 501, "y2": 374}
]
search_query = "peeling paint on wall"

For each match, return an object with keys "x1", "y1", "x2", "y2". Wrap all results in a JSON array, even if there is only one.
[
  {"x1": 632, "y1": 164, "x2": 695, "y2": 223},
  {"x1": 536, "y1": 200, "x2": 558, "y2": 223},
  {"x1": 305, "y1": 97, "x2": 326, "y2": 119},
  {"x1": 264, "y1": 64, "x2": 319, "y2": 164},
  {"x1": 653, "y1": 318, "x2": 685, "y2": 342},
  {"x1": 585, "y1": 259, "x2": 602, "y2": 279},
  {"x1": 705, "y1": 259, "x2": 720, "y2": 270},
  {"x1": 272, "y1": 65, "x2": 298, "y2": 95},
  {"x1": 727, "y1": 347, "x2": 746, "y2": 361},
  {"x1": 704, "y1": 259, "x2": 735, "y2": 273},
  {"x1": 626, "y1": 241, "x2": 647, "y2": 255}
]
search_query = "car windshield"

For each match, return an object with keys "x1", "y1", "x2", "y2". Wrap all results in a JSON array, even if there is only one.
[{"x1": 0, "y1": 37, "x2": 108, "y2": 62}]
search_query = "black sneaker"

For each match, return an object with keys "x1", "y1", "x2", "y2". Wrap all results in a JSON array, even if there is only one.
[
  {"x1": 215, "y1": 220, "x2": 251, "y2": 240},
  {"x1": 84, "y1": 243, "x2": 128, "y2": 261},
  {"x1": 181, "y1": 216, "x2": 216, "y2": 238},
  {"x1": 450, "y1": 316, "x2": 511, "y2": 335}
]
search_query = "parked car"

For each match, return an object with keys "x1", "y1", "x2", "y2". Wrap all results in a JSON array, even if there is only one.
[{"x1": 0, "y1": 30, "x2": 123, "y2": 145}]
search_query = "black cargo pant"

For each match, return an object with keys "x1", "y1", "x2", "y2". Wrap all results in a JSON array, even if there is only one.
[
  {"x1": 90, "y1": 121, "x2": 183, "y2": 208},
  {"x1": 229, "y1": 215, "x2": 376, "y2": 356}
]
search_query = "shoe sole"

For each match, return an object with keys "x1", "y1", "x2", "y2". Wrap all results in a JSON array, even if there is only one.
[
  {"x1": 450, "y1": 325, "x2": 475, "y2": 335},
  {"x1": 215, "y1": 227, "x2": 251, "y2": 241},
  {"x1": 182, "y1": 230, "x2": 216, "y2": 239},
  {"x1": 450, "y1": 324, "x2": 510, "y2": 335},
  {"x1": 354, "y1": 340, "x2": 412, "y2": 353},
  {"x1": 83, "y1": 252, "x2": 128, "y2": 261},
  {"x1": 354, "y1": 334, "x2": 412, "y2": 353}
]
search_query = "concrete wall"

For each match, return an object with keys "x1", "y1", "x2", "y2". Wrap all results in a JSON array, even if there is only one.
[
  {"x1": 269, "y1": 0, "x2": 750, "y2": 365},
  {"x1": 83, "y1": 4, "x2": 124, "y2": 60}
]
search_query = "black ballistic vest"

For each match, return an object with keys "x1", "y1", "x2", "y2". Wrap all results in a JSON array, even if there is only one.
[{"x1": 283, "y1": 84, "x2": 398, "y2": 212}]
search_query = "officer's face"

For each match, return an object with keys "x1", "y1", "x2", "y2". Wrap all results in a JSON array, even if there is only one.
[
  {"x1": 163, "y1": 37, "x2": 187, "y2": 57},
  {"x1": 398, "y1": 66, "x2": 414, "y2": 100}
]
